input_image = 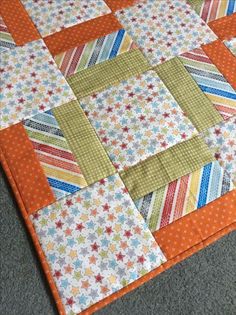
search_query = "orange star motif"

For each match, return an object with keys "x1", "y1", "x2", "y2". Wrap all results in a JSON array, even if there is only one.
[
  {"x1": 101, "y1": 286, "x2": 109, "y2": 294},
  {"x1": 81, "y1": 280, "x2": 90, "y2": 289},
  {"x1": 89, "y1": 255, "x2": 97, "y2": 264},
  {"x1": 64, "y1": 264, "x2": 73, "y2": 274}
]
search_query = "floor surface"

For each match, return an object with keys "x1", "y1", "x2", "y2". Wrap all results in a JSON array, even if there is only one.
[{"x1": 0, "y1": 166, "x2": 235, "y2": 315}]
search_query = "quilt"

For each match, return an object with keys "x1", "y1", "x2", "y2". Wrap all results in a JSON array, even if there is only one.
[{"x1": 0, "y1": 1, "x2": 236, "y2": 314}]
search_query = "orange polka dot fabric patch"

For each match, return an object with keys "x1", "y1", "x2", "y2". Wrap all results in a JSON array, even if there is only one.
[
  {"x1": 0, "y1": 0, "x2": 40, "y2": 45},
  {"x1": 104, "y1": 0, "x2": 137, "y2": 12},
  {"x1": 202, "y1": 39, "x2": 236, "y2": 90},
  {"x1": 44, "y1": 14, "x2": 122, "y2": 57},
  {"x1": 208, "y1": 12, "x2": 236, "y2": 40},
  {"x1": 0, "y1": 1, "x2": 236, "y2": 314},
  {"x1": 0, "y1": 123, "x2": 55, "y2": 213}
]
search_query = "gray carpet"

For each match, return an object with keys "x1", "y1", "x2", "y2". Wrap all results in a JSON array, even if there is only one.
[{"x1": 0, "y1": 166, "x2": 235, "y2": 315}]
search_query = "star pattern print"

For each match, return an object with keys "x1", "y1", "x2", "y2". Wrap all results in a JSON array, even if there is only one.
[
  {"x1": 21, "y1": 0, "x2": 111, "y2": 37},
  {"x1": 80, "y1": 70, "x2": 198, "y2": 171},
  {"x1": 0, "y1": 39, "x2": 76, "y2": 130},
  {"x1": 224, "y1": 38, "x2": 236, "y2": 57},
  {"x1": 203, "y1": 117, "x2": 236, "y2": 186},
  {"x1": 30, "y1": 174, "x2": 166, "y2": 314},
  {"x1": 115, "y1": 0, "x2": 217, "y2": 66}
]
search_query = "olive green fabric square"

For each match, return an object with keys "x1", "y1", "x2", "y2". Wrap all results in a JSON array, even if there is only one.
[
  {"x1": 53, "y1": 100, "x2": 116, "y2": 185},
  {"x1": 187, "y1": 0, "x2": 204, "y2": 14},
  {"x1": 154, "y1": 57, "x2": 222, "y2": 132},
  {"x1": 120, "y1": 136, "x2": 214, "y2": 200},
  {"x1": 67, "y1": 49, "x2": 151, "y2": 99}
]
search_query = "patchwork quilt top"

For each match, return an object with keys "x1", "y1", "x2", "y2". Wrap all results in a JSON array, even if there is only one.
[{"x1": 0, "y1": 1, "x2": 236, "y2": 314}]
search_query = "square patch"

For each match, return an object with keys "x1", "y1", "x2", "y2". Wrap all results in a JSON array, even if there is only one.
[
  {"x1": 80, "y1": 70, "x2": 198, "y2": 171},
  {"x1": 31, "y1": 174, "x2": 166, "y2": 313},
  {"x1": 115, "y1": 0, "x2": 216, "y2": 66},
  {"x1": 21, "y1": 0, "x2": 111, "y2": 37},
  {"x1": 0, "y1": 39, "x2": 76, "y2": 130}
]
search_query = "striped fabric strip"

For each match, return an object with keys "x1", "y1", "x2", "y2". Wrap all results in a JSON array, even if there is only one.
[
  {"x1": 179, "y1": 47, "x2": 236, "y2": 120},
  {"x1": 198, "y1": 0, "x2": 236, "y2": 23},
  {"x1": 54, "y1": 29, "x2": 135, "y2": 77},
  {"x1": 136, "y1": 161, "x2": 235, "y2": 232},
  {"x1": 23, "y1": 110, "x2": 87, "y2": 200},
  {"x1": 0, "y1": 16, "x2": 15, "y2": 52}
]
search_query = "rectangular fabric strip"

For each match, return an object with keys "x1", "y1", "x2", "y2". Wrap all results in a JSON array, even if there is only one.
[
  {"x1": 120, "y1": 136, "x2": 214, "y2": 200},
  {"x1": 179, "y1": 47, "x2": 236, "y2": 120},
  {"x1": 136, "y1": 161, "x2": 234, "y2": 232},
  {"x1": 189, "y1": 0, "x2": 236, "y2": 23},
  {"x1": 202, "y1": 39, "x2": 236, "y2": 90},
  {"x1": 0, "y1": 0, "x2": 40, "y2": 45},
  {"x1": 67, "y1": 49, "x2": 150, "y2": 99},
  {"x1": 208, "y1": 13, "x2": 236, "y2": 40},
  {"x1": 54, "y1": 29, "x2": 136, "y2": 77},
  {"x1": 53, "y1": 100, "x2": 116, "y2": 185},
  {"x1": 44, "y1": 14, "x2": 122, "y2": 57},
  {"x1": 154, "y1": 189, "x2": 236, "y2": 259},
  {"x1": 23, "y1": 110, "x2": 88, "y2": 200},
  {"x1": 154, "y1": 57, "x2": 222, "y2": 132},
  {"x1": 0, "y1": 123, "x2": 55, "y2": 213}
]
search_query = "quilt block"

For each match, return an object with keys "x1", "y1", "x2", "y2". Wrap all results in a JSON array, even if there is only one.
[
  {"x1": 115, "y1": 0, "x2": 217, "y2": 65},
  {"x1": 31, "y1": 174, "x2": 166, "y2": 313},
  {"x1": 0, "y1": 1, "x2": 236, "y2": 314},
  {"x1": 80, "y1": 70, "x2": 198, "y2": 171},
  {"x1": 0, "y1": 39, "x2": 76, "y2": 129}
]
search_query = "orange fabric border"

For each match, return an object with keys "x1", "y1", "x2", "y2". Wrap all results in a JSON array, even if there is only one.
[
  {"x1": 80, "y1": 190, "x2": 236, "y2": 315},
  {"x1": 154, "y1": 190, "x2": 236, "y2": 259},
  {"x1": 0, "y1": 123, "x2": 55, "y2": 214},
  {"x1": 202, "y1": 39, "x2": 236, "y2": 90},
  {"x1": 44, "y1": 14, "x2": 123, "y2": 57},
  {"x1": 208, "y1": 13, "x2": 236, "y2": 40},
  {"x1": 0, "y1": 0, "x2": 40, "y2": 46},
  {"x1": 104, "y1": 0, "x2": 137, "y2": 12},
  {"x1": 0, "y1": 148, "x2": 66, "y2": 315}
]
